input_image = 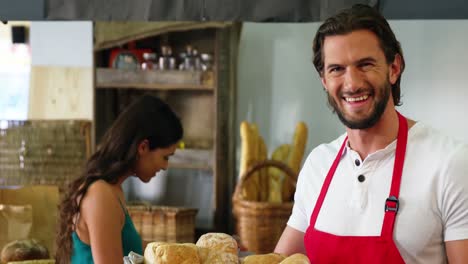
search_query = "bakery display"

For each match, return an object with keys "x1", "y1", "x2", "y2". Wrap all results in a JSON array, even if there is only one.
[{"x1": 143, "y1": 232, "x2": 239, "y2": 264}]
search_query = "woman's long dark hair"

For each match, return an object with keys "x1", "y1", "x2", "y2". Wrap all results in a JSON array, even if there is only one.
[{"x1": 55, "y1": 94, "x2": 183, "y2": 263}]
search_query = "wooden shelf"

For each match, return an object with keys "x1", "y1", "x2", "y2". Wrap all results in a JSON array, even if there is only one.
[
  {"x1": 169, "y1": 148, "x2": 213, "y2": 170},
  {"x1": 95, "y1": 68, "x2": 214, "y2": 91}
]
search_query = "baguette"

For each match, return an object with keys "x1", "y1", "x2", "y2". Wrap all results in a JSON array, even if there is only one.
[
  {"x1": 258, "y1": 135, "x2": 268, "y2": 201},
  {"x1": 268, "y1": 144, "x2": 291, "y2": 203},
  {"x1": 249, "y1": 124, "x2": 260, "y2": 201},
  {"x1": 239, "y1": 121, "x2": 258, "y2": 201},
  {"x1": 283, "y1": 122, "x2": 308, "y2": 202}
]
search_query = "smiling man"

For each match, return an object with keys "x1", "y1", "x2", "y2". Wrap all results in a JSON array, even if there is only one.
[{"x1": 274, "y1": 4, "x2": 468, "y2": 264}]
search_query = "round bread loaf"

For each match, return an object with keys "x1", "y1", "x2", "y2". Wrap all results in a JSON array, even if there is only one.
[
  {"x1": 279, "y1": 253, "x2": 310, "y2": 264},
  {"x1": 243, "y1": 253, "x2": 285, "y2": 264},
  {"x1": 195, "y1": 233, "x2": 238, "y2": 255},
  {"x1": 0, "y1": 239, "x2": 49, "y2": 263}
]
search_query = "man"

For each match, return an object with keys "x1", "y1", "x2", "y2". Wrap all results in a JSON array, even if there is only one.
[{"x1": 274, "y1": 4, "x2": 468, "y2": 263}]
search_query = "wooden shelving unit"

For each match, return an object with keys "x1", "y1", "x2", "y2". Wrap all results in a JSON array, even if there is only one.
[
  {"x1": 93, "y1": 22, "x2": 240, "y2": 235},
  {"x1": 169, "y1": 148, "x2": 213, "y2": 171},
  {"x1": 95, "y1": 68, "x2": 214, "y2": 91}
]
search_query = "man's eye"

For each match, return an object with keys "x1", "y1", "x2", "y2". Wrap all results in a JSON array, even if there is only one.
[
  {"x1": 359, "y1": 62, "x2": 373, "y2": 70},
  {"x1": 329, "y1": 67, "x2": 343, "y2": 74},
  {"x1": 164, "y1": 156, "x2": 170, "y2": 161}
]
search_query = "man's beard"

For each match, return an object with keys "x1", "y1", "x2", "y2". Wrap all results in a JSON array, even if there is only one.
[{"x1": 326, "y1": 81, "x2": 392, "y2": 129}]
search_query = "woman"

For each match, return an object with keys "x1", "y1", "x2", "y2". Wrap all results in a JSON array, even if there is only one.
[{"x1": 55, "y1": 94, "x2": 183, "y2": 263}]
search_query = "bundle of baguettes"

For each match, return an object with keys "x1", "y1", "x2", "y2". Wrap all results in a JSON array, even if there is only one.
[
  {"x1": 238, "y1": 121, "x2": 308, "y2": 202},
  {"x1": 143, "y1": 233, "x2": 239, "y2": 264}
]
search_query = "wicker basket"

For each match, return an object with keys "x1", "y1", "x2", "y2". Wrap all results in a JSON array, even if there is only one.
[
  {"x1": 232, "y1": 160, "x2": 297, "y2": 254},
  {"x1": 127, "y1": 204, "x2": 198, "y2": 243}
]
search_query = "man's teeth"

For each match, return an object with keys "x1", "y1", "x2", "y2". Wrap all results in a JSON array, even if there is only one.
[{"x1": 345, "y1": 95, "x2": 369, "y2": 102}]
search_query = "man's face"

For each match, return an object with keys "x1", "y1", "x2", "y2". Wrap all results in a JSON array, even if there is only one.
[{"x1": 320, "y1": 29, "x2": 400, "y2": 129}]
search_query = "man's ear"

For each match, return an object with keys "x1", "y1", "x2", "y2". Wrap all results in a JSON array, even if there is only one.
[
  {"x1": 137, "y1": 139, "x2": 150, "y2": 155},
  {"x1": 389, "y1": 53, "x2": 402, "y2": 85},
  {"x1": 321, "y1": 76, "x2": 327, "y2": 91}
]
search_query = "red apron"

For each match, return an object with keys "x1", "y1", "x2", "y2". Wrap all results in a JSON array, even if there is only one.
[{"x1": 304, "y1": 112, "x2": 408, "y2": 263}]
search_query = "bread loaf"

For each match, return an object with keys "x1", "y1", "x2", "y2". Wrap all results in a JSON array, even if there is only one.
[
  {"x1": 144, "y1": 242, "x2": 200, "y2": 264},
  {"x1": 279, "y1": 253, "x2": 310, "y2": 264},
  {"x1": 0, "y1": 239, "x2": 49, "y2": 263},
  {"x1": 143, "y1": 242, "x2": 168, "y2": 264},
  {"x1": 195, "y1": 233, "x2": 238, "y2": 255},
  {"x1": 196, "y1": 233, "x2": 238, "y2": 264},
  {"x1": 198, "y1": 250, "x2": 238, "y2": 264},
  {"x1": 243, "y1": 253, "x2": 285, "y2": 264},
  {"x1": 6, "y1": 260, "x2": 55, "y2": 264}
]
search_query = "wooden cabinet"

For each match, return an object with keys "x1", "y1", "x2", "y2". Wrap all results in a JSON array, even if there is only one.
[{"x1": 92, "y1": 22, "x2": 240, "y2": 234}]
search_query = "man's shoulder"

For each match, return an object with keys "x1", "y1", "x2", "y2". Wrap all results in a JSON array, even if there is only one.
[
  {"x1": 410, "y1": 122, "x2": 468, "y2": 166},
  {"x1": 411, "y1": 122, "x2": 468, "y2": 151}
]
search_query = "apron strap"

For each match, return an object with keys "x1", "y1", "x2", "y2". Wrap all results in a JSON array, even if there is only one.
[
  {"x1": 309, "y1": 135, "x2": 348, "y2": 228},
  {"x1": 381, "y1": 112, "x2": 408, "y2": 238}
]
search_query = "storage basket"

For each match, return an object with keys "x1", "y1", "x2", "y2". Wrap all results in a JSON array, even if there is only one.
[
  {"x1": 0, "y1": 120, "x2": 91, "y2": 189},
  {"x1": 127, "y1": 204, "x2": 198, "y2": 243},
  {"x1": 232, "y1": 160, "x2": 297, "y2": 254}
]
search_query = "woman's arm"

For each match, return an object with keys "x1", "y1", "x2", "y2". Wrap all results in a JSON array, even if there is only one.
[
  {"x1": 274, "y1": 226, "x2": 306, "y2": 256},
  {"x1": 80, "y1": 180, "x2": 125, "y2": 264}
]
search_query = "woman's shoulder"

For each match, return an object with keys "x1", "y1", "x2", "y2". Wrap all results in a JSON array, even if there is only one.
[
  {"x1": 80, "y1": 180, "x2": 119, "y2": 209},
  {"x1": 87, "y1": 179, "x2": 114, "y2": 193}
]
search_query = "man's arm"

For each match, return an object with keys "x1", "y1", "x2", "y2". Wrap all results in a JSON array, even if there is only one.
[
  {"x1": 446, "y1": 240, "x2": 468, "y2": 264},
  {"x1": 274, "y1": 226, "x2": 306, "y2": 256}
]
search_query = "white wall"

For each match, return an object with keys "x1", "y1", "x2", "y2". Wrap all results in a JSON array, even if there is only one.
[
  {"x1": 237, "y1": 21, "x2": 468, "y2": 164},
  {"x1": 30, "y1": 22, "x2": 93, "y2": 67},
  {"x1": 392, "y1": 20, "x2": 468, "y2": 143},
  {"x1": 28, "y1": 21, "x2": 93, "y2": 120}
]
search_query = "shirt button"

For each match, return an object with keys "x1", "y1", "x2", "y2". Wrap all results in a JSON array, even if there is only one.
[
  {"x1": 355, "y1": 159, "x2": 361, "y2": 166},
  {"x1": 358, "y1": 175, "x2": 365, "y2": 182}
]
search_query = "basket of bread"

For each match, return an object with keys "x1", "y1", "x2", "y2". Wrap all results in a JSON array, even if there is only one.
[
  {"x1": 141, "y1": 232, "x2": 309, "y2": 264},
  {"x1": 233, "y1": 121, "x2": 308, "y2": 254}
]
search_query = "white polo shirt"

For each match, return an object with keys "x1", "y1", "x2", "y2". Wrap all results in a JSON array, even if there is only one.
[{"x1": 288, "y1": 122, "x2": 468, "y2": 264}]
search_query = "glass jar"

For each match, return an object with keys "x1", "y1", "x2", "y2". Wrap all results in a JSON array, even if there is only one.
[{"x1": 141, "y1": 52, "x2": 157, "y2": 70}]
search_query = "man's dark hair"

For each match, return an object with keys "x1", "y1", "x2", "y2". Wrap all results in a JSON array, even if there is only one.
[{"x1": 313, "y1": 4, "x2": 405, "y2": 106}]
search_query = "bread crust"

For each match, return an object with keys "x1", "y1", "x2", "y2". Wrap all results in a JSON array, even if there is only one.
[{"x1": 0, "y1": 239, "x2": 49, "y2": 263}]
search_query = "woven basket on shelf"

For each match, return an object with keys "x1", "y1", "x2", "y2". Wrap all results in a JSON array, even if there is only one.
[
  {"x1": 232, "y1": 160, "x2": 297, "y2": 254},
  {"x1": 127, "y1": 204, "x2": 198, "y2": 243}
]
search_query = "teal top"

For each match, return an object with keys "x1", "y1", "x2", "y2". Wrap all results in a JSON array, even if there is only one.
[{"x1": 71, "y1": 200, "x2": 143, "y2": 263}]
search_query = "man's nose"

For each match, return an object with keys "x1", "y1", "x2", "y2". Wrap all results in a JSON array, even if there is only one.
[{"x1": 343, "y1": 67, "x2": 365, "y2": 91}]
